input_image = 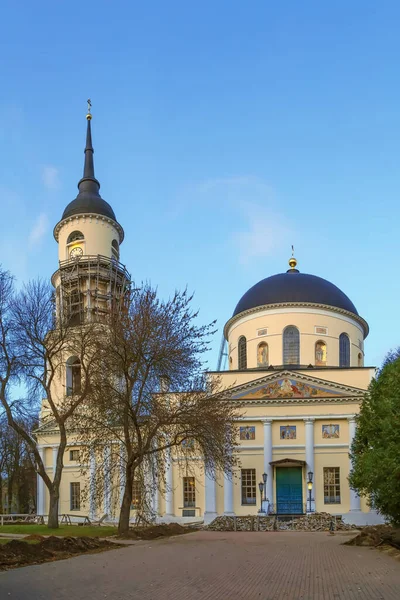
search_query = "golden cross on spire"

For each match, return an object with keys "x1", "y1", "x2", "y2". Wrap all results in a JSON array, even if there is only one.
[{"x1": 86, "y1": 98, "x2": 92, "y2": 120}]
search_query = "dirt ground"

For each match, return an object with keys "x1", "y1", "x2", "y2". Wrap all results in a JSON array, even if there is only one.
[
  {"x1": 118, "y1": 522, "x2": 196, "y2": 540},
  {"x1": 0, "y1": 536, "x2": 120, "y2": 570}
]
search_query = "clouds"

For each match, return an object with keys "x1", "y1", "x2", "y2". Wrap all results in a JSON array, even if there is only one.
[
  {"x1": 178, "y1": 176, "x2": 293, "y2": 265},
  {"x1": 29, "y1": 213, "x2": 49, "y2": 248},
  {"x1": 42, "y1": 165, "x2": 60, "y2": 190},
  {"x1": 233, "y1": 201, "x2": 291, "y2": 264}
]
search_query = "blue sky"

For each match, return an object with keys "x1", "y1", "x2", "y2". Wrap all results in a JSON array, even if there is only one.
[{"x1": 0, "y1": 0, "x2": 399, "y2": 369}]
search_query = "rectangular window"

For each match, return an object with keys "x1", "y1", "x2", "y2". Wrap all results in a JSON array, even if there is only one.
[
  {"x1": 183, "y1": 477, "x2": 196, "y2": 507},
  {"x1": 324, "y1": 467, "x2": 341, "y2": 504},
  {"x1": 70, "y1": 482, "x2": 80, "y2": 511},
  {"x1": 69, "y1": 449, "x2": 80, "y2": 461},
  {"x1": 130, "y1": 480, "x2": 141, "y2": 509},
  {"x1": 241, "y1": 469, "x2": 256, "y2": 505}
]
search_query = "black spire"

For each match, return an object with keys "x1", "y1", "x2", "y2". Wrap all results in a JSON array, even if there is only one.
[
  {"x1": 61, "y1": 103, "x2": 116, "y2": 221},
  {"x1": 76, "y1": 115, "x2": 101, "y2": 196}
]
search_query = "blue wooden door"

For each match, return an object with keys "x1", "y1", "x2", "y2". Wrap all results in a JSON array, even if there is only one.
[{"x1": 276, "y1": 468, "x2": 303, "y2": 514}]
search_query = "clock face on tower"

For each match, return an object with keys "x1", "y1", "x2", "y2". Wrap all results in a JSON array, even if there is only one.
[{"x1": 70, "y1": 246, "x2": 83, "y2": 259}]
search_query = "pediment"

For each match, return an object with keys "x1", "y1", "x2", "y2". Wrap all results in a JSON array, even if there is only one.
[{"x1": 227, "y1": 370, "x2": 364, "y2": 403}]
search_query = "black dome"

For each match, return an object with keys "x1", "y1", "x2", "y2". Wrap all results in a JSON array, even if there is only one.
[
  {"x1": 62, "y1": 193, "x2": 116, "y2": 221},
  {"x1": 233, "y1": 270, "x2": 358, "y2": 317}
]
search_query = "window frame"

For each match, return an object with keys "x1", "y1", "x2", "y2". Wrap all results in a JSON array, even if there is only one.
[
  {"x1": 183, "y1": 476, "x2": 196, "y2": 508},
  {"x1": 238, "y1": 336, "x2": 247, "y2": 370},
  {"x1": 323, "y1": 467, "x2": 341, "y2": 504},
  {"x1": 241, "y1": 468, "x2": 257, "y2": 505},
  {"x1": 130, "y1": 480, "x2": 141, "y2": 510},
  {"x1": 339, "y1": 333, "x2": 350, "y2": 367},
  {"x1": 69, "y1": 449, "x2": 80, "y2": 462},
  {"x1": 70, "y1": 482, "x2": 81, "y2": 511},
  {"x1": 283, "y1": 325, "x2": 300, "y2": 365}
]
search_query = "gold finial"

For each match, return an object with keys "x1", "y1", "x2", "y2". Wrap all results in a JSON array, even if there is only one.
[
  {"x1": 86, "y1": 98, "x2": 92, "y2": 120},
  {"x1": 288, "y1": 245, "x2": 297, "y2": 269}
]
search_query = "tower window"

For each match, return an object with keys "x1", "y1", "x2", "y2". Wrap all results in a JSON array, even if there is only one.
[
  {"x1": 112, "y1": 239, "x2": 119, "y2": 260},
  {"x1": 66, "y1": 356, "x2": 82, "y2": 396},
  {"x1": 358, "y1": 352, "x2": 363, "y2": 367},
  {"x1": 283, "y1": 326, "x2": 300, "y2": 365},
  {"x1": 315, "y1": 341, "x2": 327, "y2": 366},
  {"x1": 67, "y1": 231, "x2": 84, "y2": 244},
  {"x1": 339, "y1": 333, "x2": 350, "y2": 367},
  {"x1": 257, "y1": 342, "x2": 269, "y2": 367},
  {"x1": 238, "y1": 336, "x2": 247, "y2": 369}
]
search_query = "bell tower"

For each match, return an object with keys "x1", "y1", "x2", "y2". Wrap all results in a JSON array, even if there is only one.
[{"x1": 52, "y1": 103, "x2": 131, "y2": 325}]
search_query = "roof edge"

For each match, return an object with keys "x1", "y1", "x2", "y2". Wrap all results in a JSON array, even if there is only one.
[
  {"x1": 224, "y1": 301, "x2": 369, "y2": 340},
  {"x1": 53, "y1": 212, "x2": 125, "y2": 244}
]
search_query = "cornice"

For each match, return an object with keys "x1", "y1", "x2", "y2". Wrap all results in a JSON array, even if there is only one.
[
  {"x1": 53, "y1": 213, "x2": 125, "y2": 244},
  {"x1": 223, "y1": 302, "x2": 369, "y2": 339},
  {"x1": 226, "y1": 369, "x2": 366, "y2": 398}
]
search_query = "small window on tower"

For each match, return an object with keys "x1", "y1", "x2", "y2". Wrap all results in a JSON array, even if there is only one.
[
  {"x1": 112, "y1": 239, "x2": 119, "y2": 260},
  {"x1": 67, "y1": 231, "x2": 84, "y2": 244}
]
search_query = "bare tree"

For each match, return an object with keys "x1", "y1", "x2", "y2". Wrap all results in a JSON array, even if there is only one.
[
  {"x1": 0, "y1": 268, "x2": 103, "y2": 528},
  {"x1": 75, "y1": 285, "x2": 239, "y2": 535},
  {"x1": 0, "y1": 415, "x2": 37, "y2": 514}
]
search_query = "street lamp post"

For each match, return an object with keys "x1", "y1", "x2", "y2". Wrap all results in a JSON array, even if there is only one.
[
  {"x1": 262, "y1": 472, "x2": 268, "y2": 504},
  {"x1": 258, "y1": 482, "x2": 264, "y2": 513},
  {"x1": 307, "y1": 471, "x2": 313, "y2": 513}
]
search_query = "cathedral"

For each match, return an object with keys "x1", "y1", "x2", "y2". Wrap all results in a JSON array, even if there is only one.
[{"x1": 36, "y1": 110, "x2": 382, "y2": 526}]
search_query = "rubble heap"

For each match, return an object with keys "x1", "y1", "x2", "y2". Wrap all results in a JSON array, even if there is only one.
[{"x1": 207, "y1": 512, "x2": 358, "y2": 532}]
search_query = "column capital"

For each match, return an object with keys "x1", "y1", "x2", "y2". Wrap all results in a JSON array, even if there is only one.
[
  {"x1": 303, "y1": 418, "x2": 315, "y2": 423},
  {"x1": 261, "y1": 419, "x2": 273, "y2": 425},
  {"x1": 347, "y1": 415, "x2": 357, "y2": 423}
]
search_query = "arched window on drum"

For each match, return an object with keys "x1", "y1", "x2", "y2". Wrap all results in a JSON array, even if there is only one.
[
  {"x1": 339, "y1": 333, "x2": 350, "y2": 367},
  {"x1": 238, "y1": 336, "x2": 247, "y2": 370},
  {"x1": 67, "y1": 231, "x2": 84, "y2": 244},
  {"x1": 257, "y1": 342, "x2": 269, "y2": 367},
  {"x1": 315, "y1": 340, "x2": 327, "y2": 366},
  {"x1": 283, "y1": 326, "x2": 300, "y2": 365}
]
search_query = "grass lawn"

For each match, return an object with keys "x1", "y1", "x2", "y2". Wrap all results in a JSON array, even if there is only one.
[
  {"x1": 0, "y1": 538, "x2": 40, "y2": 545},
  {"x1": 0, "y1": 525, "x2": 118, "y2": 538}
]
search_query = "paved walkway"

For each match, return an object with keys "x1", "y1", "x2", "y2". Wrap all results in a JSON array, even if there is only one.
[{"x1": 1, "y1": 531, "x2": 400, "y2": 599}]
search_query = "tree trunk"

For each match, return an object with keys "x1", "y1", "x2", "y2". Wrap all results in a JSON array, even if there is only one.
[
  {"x1": 118, "y1": 470, "x2": 133, "y2": 535},
  {"x1": 0, "y1": 472, "x2": 3, "y2": 514},
  {"x1": 47, "y1": 489, "x2": 59, "y2": 529},
  {"x1": 7, "y1": 475, "x2": 13, "y2": 514}
]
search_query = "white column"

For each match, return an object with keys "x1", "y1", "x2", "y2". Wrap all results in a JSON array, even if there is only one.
[
  {"x1": 165, "y1": 448, "x2": 174, "y2": 516},
  {"x1": 305, "y1": 419, "x2": 316, "y2": 512},
  {"x1": 204, "y1": 472, "x2": 217, "y2": 523},
  {"x1": 223, "y1": 471, "x2": 234, "y2": 515},
  {"x1": 89, "y1": 448, "x2": 96, "y2": 520},
  {"x1": 103, "y1": 445, "x2": 111, "y2": 516},
  {"x1": 348, "y1": 417, "x2": 361, "y2": 511},
  {"x1": 262, "y1": 419, "x2": 273, "y2": 509},
  {"x1": 52, "y1": 446, "x2": 58, "y2": 473},
  {"x1": 37, "y1": 447, "x2": 45, "y2": 516}
]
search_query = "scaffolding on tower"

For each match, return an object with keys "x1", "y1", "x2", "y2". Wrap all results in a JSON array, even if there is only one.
[{"x1": 57, "y1": 254, "x2": 131, "y2": 325}]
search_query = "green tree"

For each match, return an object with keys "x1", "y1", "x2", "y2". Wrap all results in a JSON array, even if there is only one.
[{"x1": 349, "y1": 349, "x2": 400, "y2": 524}]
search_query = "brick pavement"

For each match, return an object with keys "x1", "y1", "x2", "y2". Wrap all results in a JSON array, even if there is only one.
[{"x1": 1, "y1": 530, "x2": 400, "y2": 600}]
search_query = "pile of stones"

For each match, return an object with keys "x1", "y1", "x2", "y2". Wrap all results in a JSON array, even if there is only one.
[{"x1": 207, "y1": 512, "x2": 357, "y2": 532}]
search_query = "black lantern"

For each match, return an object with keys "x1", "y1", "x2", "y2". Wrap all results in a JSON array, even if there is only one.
[
  {"x1": 307, "y1": 471, "x2": 314, "y2": 513},
  {"x1": 262, "y1": 473, "x2": 268, "y2": 502},
  {"x1": 258, "y1": 481, "x2": 264, "y2": 513}
]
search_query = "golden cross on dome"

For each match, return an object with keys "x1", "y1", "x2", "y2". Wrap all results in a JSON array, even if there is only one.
[{"x1": 291, "y1": 245, "x2": 294, "y2": 257}]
